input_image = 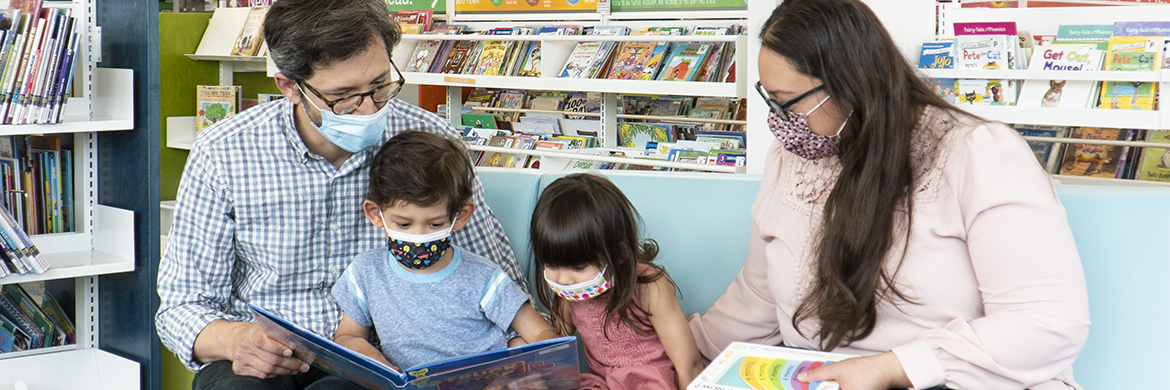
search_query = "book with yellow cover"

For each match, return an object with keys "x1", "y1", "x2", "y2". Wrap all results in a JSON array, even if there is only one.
[
  {"x1": 1098, "y1": 36, "x2": 1163, "y2": 110},
  {"x1": 231, "y1": 6, "x2": 268, "y2": 56}
]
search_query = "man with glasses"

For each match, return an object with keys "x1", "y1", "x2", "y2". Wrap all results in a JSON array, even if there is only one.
[{"x1": 156, "y1": 0, "x2": 522, "y2": 388}]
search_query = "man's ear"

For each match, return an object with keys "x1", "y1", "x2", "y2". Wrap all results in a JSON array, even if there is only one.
[
  {"x1": 363, "y1": 200, "x2": 385, "y2": 228},
  {"x1": 452, "y1": 201, "x2": 476, "y2": 231},
  {"x1": 273, "y1": 73, "x2": 302, "y2": 105}
]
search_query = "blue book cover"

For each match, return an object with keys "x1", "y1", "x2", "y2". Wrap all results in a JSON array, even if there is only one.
[
  {"x1": 918, "y1": 40, "x2": 954, "y2": 69},
  {"x1": 1015, "y1": 127, "x2": 1061, "y2": 168},
  {"x1": 250, "y1": 305, "x2": 581, "y2": 390}
]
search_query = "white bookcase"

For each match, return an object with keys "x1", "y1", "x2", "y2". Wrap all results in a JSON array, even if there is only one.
[
  {"x1": 389, "y1": 16, "x2": 752, "y2": 173},
  {"x1": 928, "y1": 4, "x2": 1170, "y2": 187},
  {"x1": 0, "y1": 0, "x2": 140, "y2": 387}
]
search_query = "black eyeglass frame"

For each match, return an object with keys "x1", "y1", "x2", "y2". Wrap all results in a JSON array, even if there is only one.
[
  {"x1": 755, "y1": 81, "x2": 826, "y2": 120},
  {"x1": 299, "y1": 60, "x2": 406, "y2": 115}
]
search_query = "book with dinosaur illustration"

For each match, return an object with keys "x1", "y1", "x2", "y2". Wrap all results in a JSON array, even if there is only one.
[{"x1": 687, "y1": 342, "x2": 856, "y2": 390}]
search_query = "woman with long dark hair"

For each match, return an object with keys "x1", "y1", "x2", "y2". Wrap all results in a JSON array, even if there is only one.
[{"x1": 689, "y1": 0, "x2": 1090, "y2": 389}]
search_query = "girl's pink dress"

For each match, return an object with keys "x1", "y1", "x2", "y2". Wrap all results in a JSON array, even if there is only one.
[{"x1": 569, "y1": 264, "x2": 678, "y2": 390}]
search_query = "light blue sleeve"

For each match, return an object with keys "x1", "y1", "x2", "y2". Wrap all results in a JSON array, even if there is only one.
[
  {"x1": 331, "y1": 266, "x2": 373, "y2": 327},
  {"x1": 479, "y1": 268, "x2": 530, "y2": 332}
]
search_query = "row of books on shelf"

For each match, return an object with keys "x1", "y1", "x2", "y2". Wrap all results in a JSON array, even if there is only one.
[
  {"x1": 0, "y1": 1, "x2": 81, "y2": 125},
  {"x1": 0, "y1": 134, "x2": 73, "y2": 237},
  {"x1": 1016, "y1": 125, "x2": 1170, "y2": 182},
  {"x1": 459, "y1": 89, "x2": 746, "y2": 132},
  {"x1": 463, "y1": 128, "x2": 746, "y2": 172},
  {"x1": 919, "y1": 21, "x2": 1170, "y2": 110},
  {"x1": 404, "y1": 24, "x2": 741, "y2": 82},
  {"x1": 0, "y1": 283, "x2": 74, "y2": 353}
]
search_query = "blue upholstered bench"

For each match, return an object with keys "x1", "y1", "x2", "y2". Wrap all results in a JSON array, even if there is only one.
[{"x1": 475, "y1": 167, "x2": 1170, "y2": 389}]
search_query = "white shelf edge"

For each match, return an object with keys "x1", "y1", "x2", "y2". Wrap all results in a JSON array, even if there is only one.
[
  {"x1": 404, "y1": 72, "x2": 741, "y2": 97},
  {"x1": 958, "y1": 105, "x2": 1162, "y2": 129},
  {"x1": 0, "y1": 68, "x2": 135, "y2": 135},
  {"x1": 0, "y1": 348, "x2": 140, "y2": 390},
  {"x1": 469, "y1": 144, "x2": 745, "y2": 173},
  {"x1": 0, "y1": 205, "x2": 136, "y2": 283},
  {"x1": 0, "y1": 249, "x2": 134, "y2": 284},
  {"x1": 185, "y1": 54, "x2": 267, "y2": 63},
  {"x1": 0, "y1": 345, "x2": 76, "y2": 360},
  {"x1": 1053, "y1": 175, "x2": 1170, "y2": 187},
  {"x1": 399, "y1": 34, "x2": 740, "y2": 42},
  {"x1": 921, "y1": 68, "x2": 1164, "y2": 82},
  {"x1": 167, "y1": 116, "x2": 196, "y2": 150}
]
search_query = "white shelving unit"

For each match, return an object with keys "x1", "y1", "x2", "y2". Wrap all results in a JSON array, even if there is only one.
[
  {"x1": 0, "y1": 0, "x2": 140, "y2": 386},
  {"x1": 929, "y1": 4, "x2": 1170, "y2": 187},
  {"x1": 390, "y1": 17, "x2": 753, "y2": 172}
]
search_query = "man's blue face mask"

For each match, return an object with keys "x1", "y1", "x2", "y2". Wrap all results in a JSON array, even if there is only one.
[{"x1": 297, "y1": 83, "x2": 391, "y2": 153}]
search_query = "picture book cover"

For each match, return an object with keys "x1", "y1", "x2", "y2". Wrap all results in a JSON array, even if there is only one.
[
  {"x1": 687, "y1": 342, "x2": 857, "y2": 390},
  {"x1": 1098, "y1": 36, "x2": 1162, "y2": 110},
  {"x1": 196, "y1": 85, "x2": 241, "y2": 135},
  {"x1": 955, "y1": 35, "x2": 1012, "y2": 70},
  {"x1": 606, "y1": 41, "x2": 670, "y2": 80},
  {"x1": 405, "y1": 40, "x2": 445, "y2": 73},
  {"x1": 251, "y1": 305, "x2": 581, "y2": 390},
  {"x1": 953, "y1": 21, "x2": 1017, "y2": 36},
  {"x1": 472, "y1": 40, "x2": 512, "y2": 76},
  {"x1": 516, "y1": 42, "x2": 542, "y2": 77},
  {"x1": 657, "y1": 43, "x2": 712, "y2": 81},
  {"x1": 1112, "y1": 21, "x2": 1170, "y2": 68},
  {"x1": 1058, "y1": 127, "x2": 1127, "y2": 178},
  {"x1": 438, "y1": 40, "x2": 478, "y2": 74},
  {"x1": 1137, "y1": 130, "x2": 1170, "y2": 182},
  {"x1": 560, "y1": 41, "x2": 604, "y2": 78},
  {"x1": 1017, "y1": 47, "x2": 1104, "y2": 109},
  {"x1": 918, "y1": 40, "x2": 955, "y2": 69},
  {"x1": 926, "y1": 78, "x2": 956, "y2": 103},
  {"x1": 955, "y1": 78, "x2": 1017, "y2": 106},
  {"x1": 230, "y1": 6, "x2": 267, "y2": 56},
  {"x1": 1014, "y1": 126, "x2": 1064, "y2": 168},
  {"x1": 618, "y1": 122, "x2": 673, "y2": 149},
  {"x1": 1056, "y1": 24, "x2": 1113, "y2": 41},
  {"x1": 464, "y1": 89, "x2": 498, "y2": 107},
  {"x1": 462, "y1": 113, "x2": 498, "y2": 129}
]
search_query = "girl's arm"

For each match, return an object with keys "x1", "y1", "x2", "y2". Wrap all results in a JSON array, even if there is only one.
[
  {"x1": 510, "y1": 303, "x2": 561, "y2": 345},
  {"x1": 643, "y1": 277, "x2": 706, "y2": 388},
  {"x1": 334, "y1": 313, "x2": 397, "y2": 370}
]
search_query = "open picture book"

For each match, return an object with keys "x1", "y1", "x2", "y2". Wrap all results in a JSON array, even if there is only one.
[
  {"x1": 687, "y1": 342, "x2": 857, "y2": 390},
  {"x1": 250, "y1": 305, "x2": 581, "y2": 390}
]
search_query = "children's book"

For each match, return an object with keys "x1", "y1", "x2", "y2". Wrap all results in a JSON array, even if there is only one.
[
  {"x1": 250, "y1": 305, "x2": 581, "y2": 390},
  {"x1": 1014, "y1": 125, "x2": 1066, "y2": 170},
  {"x1": 560, "y1": 42, "x2": 604, "y2": 78},
  {"x1": 472, "y1": 40, "x2": 512, "y2": 76},
  {"x1": 404, "y1": 40, "x2": 444, "y2": 73},
  {"x1": 230, "y1": 6, "x2": 267, "y2": 56},
  {"x1": 1017, "y1": 47, "x2": 1104, "y2": 109},
  {"x1": 461, "y1": 113, "x2": 498, "y2": 129},
  {"x1": 687, "y1": 342, "x2": 857, "y2": 390},
  {"x1": 464, "y1": 89, "x2": 498, "y2": 107},
  {"x1": 1136, "y1": 130, "x2": 1170, "y2": 182},
  {"x1": 926, "y1": 78, "x2": 956, "y2": 103},
  {"x1": 195, "y1": 85, "x2": 241, "y2": 135},
  {"x1": 1112, "y1": 22, "x2": 1170, "y2": 69},
  {"x1": 438, "y1": 40, "x2": 477, "y2": 74},
  {"x1": 955, "y1": 78, "x2": 1017, "y2": 106},
  {"x1": 1058, "y1": 127, "x2": 1127, "y2": 178},
  {"x1": 656, "y1": 43, "x2": 712, "y2": 81},
  {"x1": 606, "y1": 41, "x2": 670, "y2": 80},
  {"x1": 515, "y1": 42, "x2": 542, "y2": 77},
  {"x1": 1098, "y1": 36, "x2": 1162, "y2": 110},
  {"x1": 618, "y1": 122, "x2": 673, "y2": 149},
  {"x1": 918, "y1": 40, "x2": 955, "y2": 69},
  {"x1": 954, "y1": 35, "x2": 1012, "y2": 70}
]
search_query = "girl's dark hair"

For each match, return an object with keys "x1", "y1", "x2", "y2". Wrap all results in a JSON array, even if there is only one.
[
  {"x1": 367, "y1": 131, "x2": 473, "y2": 219},
  {"x1": 760, "y1": 0, "x2": 964, "y2": 350},
  {"x1": 531, "y1": 173, "x2": 668, "y2": 338},
  {"x1": 264, "y1": 0, "x2": 401, "y2": 81}
]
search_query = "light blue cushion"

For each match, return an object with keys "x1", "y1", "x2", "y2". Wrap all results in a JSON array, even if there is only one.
[
  {"x1": 1059, "y1": 184, "x2": 1170, "y2": 386},
  {"x1": 475, "y1": 167, "x2": 543, "y2": 282},
  {"x1": 536, "y1": 171, "x2": 762, "y2": 317}
]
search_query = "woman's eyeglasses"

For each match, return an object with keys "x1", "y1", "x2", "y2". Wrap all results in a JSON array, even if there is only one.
[{"x1": 755, "y1": 81, "x2": 825, "y2": 121}]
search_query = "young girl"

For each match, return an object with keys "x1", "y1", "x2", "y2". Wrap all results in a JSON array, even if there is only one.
[{"x1": 531, "y1": 173, "x2": 705, "y2": 390}]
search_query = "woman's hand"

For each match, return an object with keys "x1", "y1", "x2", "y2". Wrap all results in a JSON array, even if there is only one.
[{"x1": 796, "y1": 351, "x2": 911, "y2": 390}]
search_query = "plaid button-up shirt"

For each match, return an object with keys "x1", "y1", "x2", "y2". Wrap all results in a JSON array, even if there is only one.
[{"x1": 156, "y1": 98, "x2": 522, "y2": 370}]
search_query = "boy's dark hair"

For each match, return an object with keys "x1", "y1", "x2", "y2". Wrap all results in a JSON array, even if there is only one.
[
  {"x1": 264, "y1": 0, "x2": 402, "y2": 81},
  {"x1": 367, "y1": 131, "x2": 474, "y2": 218}
]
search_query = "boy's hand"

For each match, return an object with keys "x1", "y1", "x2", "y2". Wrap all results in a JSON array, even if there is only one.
[{"x1": 230, "y1": 322, "x2": 311, "y2": 378}]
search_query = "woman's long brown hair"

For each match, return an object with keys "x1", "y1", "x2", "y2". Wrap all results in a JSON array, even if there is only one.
[{"x1": 760, "y1": 0, "x2": 964, "y2": 350}]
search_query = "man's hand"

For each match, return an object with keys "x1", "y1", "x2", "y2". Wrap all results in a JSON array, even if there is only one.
[
  {"x1": 194, "y1": 320, "x2": 310, "y2": 379},
  {"x1": 796, "y1": 351, "x2": 912, "y2": 390}
]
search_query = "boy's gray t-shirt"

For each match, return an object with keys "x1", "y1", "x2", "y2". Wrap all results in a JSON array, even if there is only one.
[{"x1": 332, "y1": 245, "x2": 529, "y2": 369}]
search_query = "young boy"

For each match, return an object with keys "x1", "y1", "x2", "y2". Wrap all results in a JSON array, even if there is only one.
[{"x1": 331, "y1": 130, "x2": 557, "y2": 370}]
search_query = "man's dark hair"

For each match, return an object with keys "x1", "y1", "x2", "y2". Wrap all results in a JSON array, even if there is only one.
[
  {"x1": 264, "y1": 0, "x2": 401, "y2": 81},
  {"x1": 367, "y1": 131, "x2": 474, "y2": 219}
]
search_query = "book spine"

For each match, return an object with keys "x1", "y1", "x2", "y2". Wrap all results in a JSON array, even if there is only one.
[
  {"x1": 0, "y1": 227, "x2": 27, "y2": 274},
  {"x1": 32, "y1": 13, "x2": 66, "y2": 124},
  {"x1": 19, "y1": 10, "x2": 56, "y2": 124},
  {"x1": 8, "y1": 15, "x2": 46, "y2": 124},
  {"x1": 52, "y1": 32, "x2": 77, "y2": 124},
  {"x1": 0, "y1": 197, "x2": 45, "y2": 273},
  {"x1": 39, "y1": 16, "x2": 68, "y2": 124},
  {"x1": 0, "y1": 20, "x2": 28, "y2": 122}
]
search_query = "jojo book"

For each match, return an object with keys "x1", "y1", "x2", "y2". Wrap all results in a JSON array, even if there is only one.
[
  {"x1": 250, "y1": 305, "x2": 581, "y2": 390},
  {"x1": 687, "y1": 342, "x2": 856, "y2": 390}
]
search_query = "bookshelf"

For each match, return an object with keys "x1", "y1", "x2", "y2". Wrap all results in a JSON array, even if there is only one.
[
  {"x1": 390, "y1": 18, "x2": 753, "y2": 172},
  {"x1": 929, "y1": 4, "x2": 1170, "y2": 187},
  {"x1": 0, "y1": 0, "x2": 145, "y2": 386}
]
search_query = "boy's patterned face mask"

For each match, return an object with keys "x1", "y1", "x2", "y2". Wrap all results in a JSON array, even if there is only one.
[
  {"x1": 382, "y1": 213, "x2": 455, "y2": 270},
  {"x1": 545, "y1": 266, "x2": 610, "y2": 301}
]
